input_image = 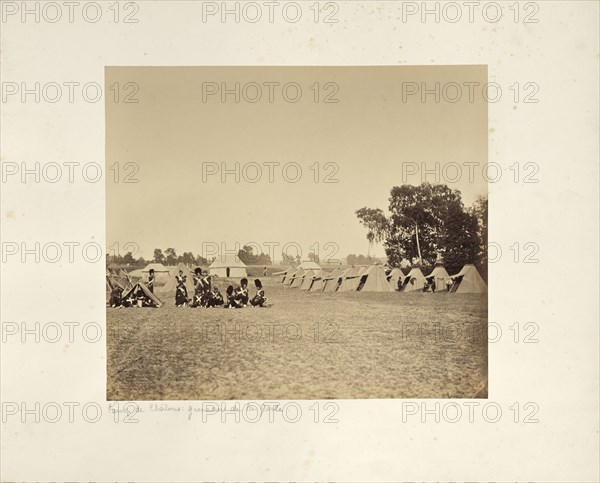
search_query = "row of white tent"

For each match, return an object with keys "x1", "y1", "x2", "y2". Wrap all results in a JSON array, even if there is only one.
[{"x1": 278, "y1": 263, "x2": 487, "y2": 294}]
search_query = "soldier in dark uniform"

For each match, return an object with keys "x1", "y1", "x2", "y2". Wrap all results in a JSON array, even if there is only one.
[
  {"x1": 250, "y1": 279, "x2": 267, "y2": 307},
  {"x1": 211, "y1": 285, "x2": 224, "y2": 306},
  {"x1": 122, "y1": 290, "x2": 136, "y2": 307},
  {"x1": 109, "y1": 286, "x2": 123, "y2": 307},
  {"x1": 224, "y1": 285, "x2": 242, "y2": 308},
  {"x1": 200, "y1": 274, "x2": 214, "y2": 308},
  {"x1": 193, "y1": 268, "x2": 203, "y2": 289},
  {"x1": 147, "y1": 268, "x2": 155, "y2": 293},
  {"x1": 175, "y1": 270, "x2": 188, "y2": 307},
  {"x1": 234, "y1": 278, "x2": 249, "y2": 307}
]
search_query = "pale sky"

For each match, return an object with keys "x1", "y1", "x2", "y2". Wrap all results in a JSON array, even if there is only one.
[{"x1": 106, "y1": 66, "x2": 487, "y2": 261}]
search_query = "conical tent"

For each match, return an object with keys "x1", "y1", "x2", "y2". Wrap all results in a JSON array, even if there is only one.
[
  {"x1": 388, "y1": 268, "x2": 404, "y2": 291},
  {"x1": 122, "y1": 282, "x2": 164, "y2": 307},
  {"x1": 159, "y1": 263, "x2": 195, "y2": 295},
  {"x1": 310, "y1": 270, "x2": 330, "y2": 292},
  {"x1": 301, "y1": 269, "x2": 322, "y2": 290},
  {"x1": 358, "y1": 265, "x2": 393, "y2": 292},
  {"x1": 283, "y1": 268, "x2": 300, "y2": 287},
  {"x1": 322, "y1": 268, "x2": 342, "y2": 292},
  {"x1": 338, "y1": 267, "x2": 361, "y2": 292},
  {"x1": 107, "y1": 271, "x2": 131, "y2": 292},
  {"x1": 426, "y1": 266, "x2": 451, "y2": 291},
  {"x1": 106, "y1": 276, "x2": 113, "y2": 303},
  {"x1": 276, "y1": 268, "x2": 293, "y2": 284},
  {"x1": 450, "y1": 264, "x2": 487, "y2": 293},
  {"x1": 401, "y1": 267, "x2": 427, "y2": 292},
  {"x1": 290, "y1": 269, "x2": 306, "y2": 288}
]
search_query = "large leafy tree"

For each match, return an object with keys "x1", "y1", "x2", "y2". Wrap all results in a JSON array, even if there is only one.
[
  {"x1": 470, "y1": 195, "x2": 488, "y2": 280},
  {"x1": 471, "y1": 196, "x2": 488, "y2": 261},
  {"x1": 442, "y1": 202, "x2": 480, "y2": 274},
  {"x1": 384, "y1": 183, "x2": 463, "y2": 266},
  {"x1": 358, "y1": 183, "x2": 481, "y2": 269}
]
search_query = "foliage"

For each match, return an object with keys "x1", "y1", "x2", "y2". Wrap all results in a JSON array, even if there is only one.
[
  {"x1": 357, "y1": 183, "x2": 487, "y2": 271},
  {"x1": 238, "y1": 245, "x2": 272, "y2": 265}
]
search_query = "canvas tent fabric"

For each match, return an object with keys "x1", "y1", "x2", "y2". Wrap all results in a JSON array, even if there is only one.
[
  {"x1": 159, "y1": 263, "x2": 195, "y2": 294},
  {"x1": 281, "y1": 267, "x2": 293, "y2": 284},
  {"x1": 273, "y1": 268, "x2": 292, "y2": 284},
  {"x1": 358, "y1": 265, "x2": 393, "y2": 292},
  {"x1": 426, "y1": 266, "x2": 451, "y2": 291},
  {"x1": 300, "y1": 270, "x2": 314, "y2": 290},
  {"x1": 338, "y1": 267, "x2": 361, "y2": 292},
  {"x1": 122, "y1": 283, "x2": 164, "y2": 307},
  {"x1": 106, "y1": 276, "x2": 114, "y2": 303},
  {"x1": 106, "y1": 269, "x2": 133, "y2": 292},
  {"x1": 209, "y1": 254, "x2": 247, "y2": 278},
  {"x1": 320, "y1": 269, "x2": 341, "y2": 292},
  {"x1": 388, "y1": 268, "x2": 404, "y2": 291},
  {"x1": 297, "y1": 261, "x2": 321, "y2": 270},
  {"x1": 401, "y1": 267, "x2": 427, "y2": 292},
  {"x1": 309, "y1": 270, "x2": 330, "y2": 292},
  {"x1": 290, "y1": 269, "x2": 306, "y2": 288},
  {"x1": 450, "y1": 264, "x2": 487, "y2": 293},
  {"x1": 283, "y1": 268, "x2": 301, "y2": 287},
  {"x1": 301, "y1": 269, "x2": 323, "y2": 290}
]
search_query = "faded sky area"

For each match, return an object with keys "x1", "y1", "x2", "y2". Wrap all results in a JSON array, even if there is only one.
[{"x1": 106, "y1": 66, "x2": 487, "y2": 261}]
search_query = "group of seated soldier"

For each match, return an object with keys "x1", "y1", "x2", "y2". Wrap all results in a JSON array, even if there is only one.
[
  {"x1": 175, "y1": 268, "x2": 268, "y2": 309},
  {"x1": 108, "y1": 285, "x2": 159, "y2": 308}
]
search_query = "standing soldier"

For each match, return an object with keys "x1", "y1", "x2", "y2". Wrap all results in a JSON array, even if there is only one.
[
  {"x1": 147, "y1": 268, "x2": 155, "y2": 293},
  {"x1": 175, "y1": 270, "x2": 188, "y2": 307}
]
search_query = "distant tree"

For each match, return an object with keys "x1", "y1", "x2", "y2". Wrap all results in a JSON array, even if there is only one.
[
  {"x1": 282, "y1": 251, "x2": 295, "y2": 265},
  {"x1": 195, "y1": 254, "x2": 209, "y2": 266},
  {"x1": 355, "y1": 207, "x2": 388, "y2": 256},
  {"x1": 308, "y1": 252, "x2": 320, "y2": 264},
  {"x1": 164, "y1": 248, "x2": 177, "y2": 265},
  {"x1": 347, "y1": 254, "x2": 376, "y2": 266},
  {"x1": 179, "y1": 251, "x2": 196, "y2": 266},
  {"x1": 122, "y1": 251, "x2": 136, "y2": 265},
  {"x1": 238, "y1": 245, "x2": 256, "y2": 265},
  {"x1": 257, "y1": 252, "x2": 272, "y2": 265},
  {"x1": 153, "y1": 248, "x2": 166, "y2": 264}
]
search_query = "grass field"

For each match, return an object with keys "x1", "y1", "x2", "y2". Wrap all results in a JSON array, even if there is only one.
[{"x1": 107, "y1": 277, "x2": 487, "y2": 400}]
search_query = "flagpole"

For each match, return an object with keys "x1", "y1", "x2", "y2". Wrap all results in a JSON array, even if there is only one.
[{"x1": 415, "y1": 222, "x2": 422, "y2": 264}]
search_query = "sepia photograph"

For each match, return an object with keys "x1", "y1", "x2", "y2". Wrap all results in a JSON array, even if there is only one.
[{"x1": 106, "y1": 66, "x2": 488, "y2": 400}]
